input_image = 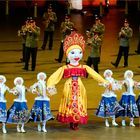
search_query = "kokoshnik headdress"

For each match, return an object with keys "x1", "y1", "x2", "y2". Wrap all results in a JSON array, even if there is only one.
[{"x1": 63, "y1": 32, "x2": 86, "y2": 56}]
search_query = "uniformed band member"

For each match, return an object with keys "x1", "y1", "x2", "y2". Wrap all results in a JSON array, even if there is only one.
[
  {"x1": 90, "y1": 15, "x2": 105, "y2": 42},
  {"x1": 135, "y1": 25, "x2": 140, "y2": 54},
  {"x1": 89, "y1": 15, "x2": 105, "y2": 62},
  {"x1": 18, "y1": 19, "x2": 29, "y2": 62},
  {"x1": 86, "y1": 31, "x2": 102, "y2": 73},
  {"x1": 55, "y1": 14, "x2": 75, "y2": 63},
  {"x1": 41, "y1": 4, "x2": 57, "y2": 50},
  {"x1": 23, "y1": 17, "x2": 40, "y2": 71},
  {"x1": 111, "y1": 19, "x2": 133, "y2": 68}
]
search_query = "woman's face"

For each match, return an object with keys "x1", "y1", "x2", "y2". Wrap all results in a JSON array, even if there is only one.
[
  {"x1": 105, "y1": 72, "x2": 112, "y2": 78},
  {"x1": 127, "y1": 72, "x2": 133, "y2": 79},
  {"x1": 67, "y1": 48, "x2": 83, "y2": 65},
  {"x1": 16, "y1": 80, "x2": 22, "y2": 85},
  {"x1": 39, "y1": 75, "x2": 45, "y2": 80},
  {"x1": 0, "y1": 78, "x2": 4, "y2": 83}
]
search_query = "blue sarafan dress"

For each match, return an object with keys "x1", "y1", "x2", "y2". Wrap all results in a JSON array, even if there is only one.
[
  {"x1": 30, "y1": 80, "x2": 54, "y2": 122},
  {"x1": 116, "y1": 78, "x2": 139, "y2": 118},
  {"x1": 0, "y1": 84, "x2": 9, "y2": 122},
  {"x1": 7, "y1": 85, "x2": 30, "y2": 124},
  {"x1": 95, "y1": 77, "x2": 124, "y2": 118}
]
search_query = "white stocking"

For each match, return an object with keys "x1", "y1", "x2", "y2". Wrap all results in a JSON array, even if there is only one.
[
  {"x1": 42, "y1": 121, "x2": 47, "y2": 132},
  {"x1": 2, "y1": 123, "x2": 7, "y2": 133}
]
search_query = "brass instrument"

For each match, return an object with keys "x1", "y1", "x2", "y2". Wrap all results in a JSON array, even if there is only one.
[
  {"x1": 63, "y1": 21, "x2": 74, "y2": 35},
  {"x1": 43, "y1": 12, "x2": 54, "y2": 28},
  {"x1": 18, "y1": 25, "x2": 27, "y2": 37},
  {"x1": 23, "y1": 22, "x2": 36, "y2": 35},
  {"x1": 120, "y1": 27, "x2": 127, "y2": 38}
]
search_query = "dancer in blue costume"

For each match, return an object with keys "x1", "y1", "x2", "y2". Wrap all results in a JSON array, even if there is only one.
[
  {"x1": 7, "y1": 77, "x2": 30, "y2": 133},
  {"x1": 96, "y1": 69, "x2": 123, "y2": 127},
  {"x1": 117, "y1": 70, "x2": 139, "y2": 127},
  {"x1": 0, "y1": 75, "x2": 10, "y2": 133},
  {"x1": 30, "y1": 72, "x2": 54, "y2": 132}
]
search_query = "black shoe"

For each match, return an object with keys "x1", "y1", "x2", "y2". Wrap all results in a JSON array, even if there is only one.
[
  {"x1": 41, "y1": 46, "x2": 45, "y2": 50},
  {"x1": 20, "y1": 58, "x2": 25, "y2": 62},
  {"x1": 55, "y1": 58, "x2": 61, "y2": 63},
  {"x1": 31, "y1": 69, "x2": 35, "y2": 71},
  {"x1": 138, "y1": 66, "x2": 140, "y2": 68},
  {"x1": 124, "y1": 65, "x2": 128, "y2": 68},
  {"x1": 135, "y1": 50, "x2": 140, "y2": 54},
  {"x1": 22, "y1": 67, "x2": 28, "y2": 71},
  {"x1": 55, "y1": 58, "x2": 59, "y2": 61},
  {"x1": 111, "y1": 62, "x2": 117, "y2": 68}
]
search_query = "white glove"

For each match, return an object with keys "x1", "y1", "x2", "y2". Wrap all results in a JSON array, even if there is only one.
[{"x1": 47, "y1": 86, "x2": 57, "y2": 96}]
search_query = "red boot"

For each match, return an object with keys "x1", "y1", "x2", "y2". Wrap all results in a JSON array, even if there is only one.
[
  {"x1": 69, "y1": 123, "x2": 74, "y2": 130},
  {"x1": 73, "y1": 123, "x2": 79, "y2": 130}
]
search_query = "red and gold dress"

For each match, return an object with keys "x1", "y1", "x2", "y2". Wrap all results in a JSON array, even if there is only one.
[{"x1": 47, "y1": 64, "x2": 106, "y2": 124}]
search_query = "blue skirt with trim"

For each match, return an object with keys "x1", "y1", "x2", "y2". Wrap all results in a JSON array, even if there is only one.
[
  {"x1": 116, "y1": 95, "x2": 139, "y2": 118},
  {"x1": 30, "y1": 100, "x2": 54, "y2": 122},
  {"x1": 7, "y1": 101, "x2": 30, "y2": 124},
  {"x1": 95, "y1": 96, "x2": 124, "y2": 118},
  {"x1": 0, "y1": 102, "x2": 7, "y2": 122}
]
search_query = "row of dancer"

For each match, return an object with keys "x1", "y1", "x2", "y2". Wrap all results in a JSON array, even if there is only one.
[
  {"x1": 1, "y1": 69, "x2": 140, "y2": 134},
  {"x1": 2, "y1": 31, "x2": 140, "y2": 134},
  {"x1": 96, "y1": 69, "x2": 140, "y2": 127},
  {"x1": 0, "y1": 72, "x2": 54, "y2": 134}
]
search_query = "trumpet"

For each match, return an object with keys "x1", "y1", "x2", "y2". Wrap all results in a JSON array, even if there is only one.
[
  {"x1": 119, "y1": 28, "x2": 127, "y2": 38},
  {"x1": 18, "y1": 26, "x2": 27, "y2": 36},
  {"x1": 43, "y1": 13, "x2": 54, "y2": 28}
]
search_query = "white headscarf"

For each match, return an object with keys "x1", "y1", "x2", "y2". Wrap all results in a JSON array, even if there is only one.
[
  {"x1": 124, "y1": 70, "x2": 133, "y2": 79},
  {"x1": 14, "y1": 77, "x2": 24, "y2": 86},
  {"x1": 37, "y1": 72, "x2": 47, "y2": 80},
  {"x1": 103, "y1": 69, "x2": 113, "y2": 78},
  {"x1": 0, "y1": 75, "x2": 6, "y2": 84}
]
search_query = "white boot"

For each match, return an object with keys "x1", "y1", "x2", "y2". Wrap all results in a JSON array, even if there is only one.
[
  {"x1": 122, "y1": 120, "x2": 126, "y2": 127},
  {"x1": 130, "y1": 118, "x2": 135, "y2": 127},
  {"x1": 112, "y1": 116, "x2": 118, "y2": 126},
  {"x1": 2, "y1": 123, "x2": 7, "y2": 134},
  {"x1": 21, "y1": 123, "x2": 26, "y2": 133},
  {"x1": 130, "y1": 121, "x2": 135, "y2": 127},
  {"x1": 37, "y1": 123, "x2": 41, "y2": 132},
  {"x1": 17, "y1": 124, "x2": 21, "y2": 132},
  {"x1": 105, "y1": 119, "x2": 109, "y2": 127},
  {"x1": 112, "y1": 120, "x2": 118, "y2": 126},
  {"x1": 42, "y1": 121, "x2": 47, "y2": 133}
]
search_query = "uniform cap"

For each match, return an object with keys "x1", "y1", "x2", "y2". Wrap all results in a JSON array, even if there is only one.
[
  {"x1": 95, "y1": 15, "x2": 100, "y2": 20},
  {"x1": 65, "y1": 14, "x2": 71, "y2": 19},
  {"x1": 48, "y1": 4, "x2": 52, "y2": 9},
  {"x1": 124, "y1": 19, "x2": 128, "y2": 23}
]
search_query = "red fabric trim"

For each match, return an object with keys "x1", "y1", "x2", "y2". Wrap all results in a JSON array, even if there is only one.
[
  {"x1": 63, "y1": 68, "x2": 87, "y2": 78},
  {"x1": 68, "y1": 64, "x2": 81, "y2": 67},
  {"x1": 57, "y1": 114, "x2": 88, "y2": 124}
]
